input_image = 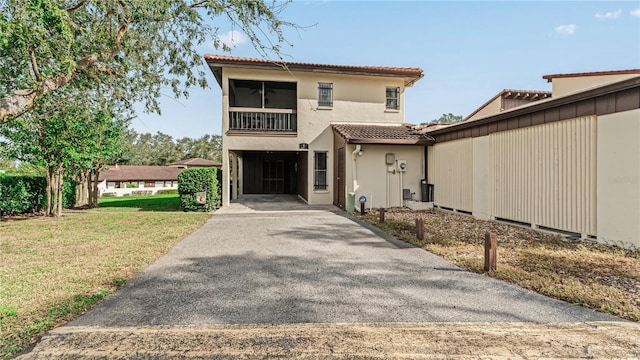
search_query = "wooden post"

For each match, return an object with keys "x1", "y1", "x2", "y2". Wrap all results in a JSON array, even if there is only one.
[
  {"x1": 484, "y1": 232, "x2": 497, "y2": 271},
  {"x1": 415, "y1": 218, "x2": 424, "y2": 240},
  {"x1": 379, "y1": 208, "x2": 385, "y2": 223},
  {"x1": 360, "y1": 202, "x2": 365, "y2": 216}
]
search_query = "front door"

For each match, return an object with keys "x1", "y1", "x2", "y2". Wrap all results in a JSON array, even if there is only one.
[{"x1": 334, "y1": 147, "x2": 345, "y2": 209}]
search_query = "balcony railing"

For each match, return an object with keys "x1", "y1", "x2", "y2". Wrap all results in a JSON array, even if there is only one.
[{"x1": 229, "y1": 107, "x2": 297, "y2": 132}]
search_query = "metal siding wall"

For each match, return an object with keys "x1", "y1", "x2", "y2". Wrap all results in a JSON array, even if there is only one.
[
  {"x1": 490, "y1": 116, "x2": 597, "y2": 235},
  {"x1": 431, "y1": 138, "x2": 473, "y2": 211}
]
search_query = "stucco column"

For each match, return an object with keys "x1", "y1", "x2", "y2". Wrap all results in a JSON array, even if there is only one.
[{"x1": 222, "y1": 149, "x2": 230, "y2": 207}]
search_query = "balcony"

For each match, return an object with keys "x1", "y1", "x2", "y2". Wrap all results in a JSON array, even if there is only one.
[{"x1": 228, "y1": 107, "x2": 297, "y2": 133}]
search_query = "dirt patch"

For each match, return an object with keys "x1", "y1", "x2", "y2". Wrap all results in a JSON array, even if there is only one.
[
  {"x1": 359, "y1": 208, "x2": 640, "y2": 321},
  {"x1": 19, "y1": 322, "x2": 640, "y2": 359}
]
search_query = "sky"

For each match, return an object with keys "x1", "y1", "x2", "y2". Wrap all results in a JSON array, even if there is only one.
[{"x1": 131, "y1": 1, "x2": 640, "y2": 139}]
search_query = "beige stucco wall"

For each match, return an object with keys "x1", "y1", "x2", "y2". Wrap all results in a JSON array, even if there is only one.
[
  {"x1": 220, "y1": 67, "x2": 410, "y2": 206},
  {"x1": 597, "y1": 109, "x2": 640, "y2": 249},
  {"x1": 466, "y1": 97, "x2": 502, "y2": 122},
  {"x1": 551, "y1": 74, "x2": 639, "y2": 97},
  {"x1": 345, "y1": 144, "x2": 424, "y2": 209}
]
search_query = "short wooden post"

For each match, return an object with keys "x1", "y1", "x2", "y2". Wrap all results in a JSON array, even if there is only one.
[
  {"x1": 360, "y1": 202, "x2": 365, "y2": 216},
  {"x1": 379, "y1": 208, "x2": 385, "y2": 223},
  {"x1": 484, "y1": 232, "x2": 497, "y2": 271},
  {"x1": 415, "y1": 218, "x2": 424, "y2": 240}
]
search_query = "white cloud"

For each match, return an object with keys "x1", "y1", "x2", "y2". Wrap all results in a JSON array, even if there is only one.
[
  {"x1": 555, "y1": 24, "x2": 577, "y2": 36},
  {"x1": 216, "y1": 30, "x2": 248, "y2": 48},
  {"x1": 631, "y1": 9, "x2": 640, "y2": 18},
  {"x1": 595, "y1": 9, "x2": 622, "y2": 20}
]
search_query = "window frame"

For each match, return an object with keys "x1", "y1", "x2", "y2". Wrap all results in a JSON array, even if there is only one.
[
  {"x1": 313, "y1": 151, "x2": 328, "y2": 191},
  {"x1": 317, "y1": 82, "x2": 333, "y2": 108},
  {"x1": 385, "y1": 86, "x2": 400, "y2": 110}
]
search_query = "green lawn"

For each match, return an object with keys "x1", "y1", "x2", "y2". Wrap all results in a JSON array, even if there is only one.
[
  {"x1": 96, "y1": 193, "x2": 182, "y2": 212},
  {"x1": 0, "y1": 197, "x2": 208, "y2": 358}
]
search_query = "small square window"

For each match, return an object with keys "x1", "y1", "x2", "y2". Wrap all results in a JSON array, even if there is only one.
[
  {"x1": 318, "y1": 83, "x2": 333, "y2": 107},
  {"x1": 386, "y1": 87, "x2": 399, "y2": 110}
]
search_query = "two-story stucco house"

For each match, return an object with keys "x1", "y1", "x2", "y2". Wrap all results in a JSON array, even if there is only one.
[{"x1": 205, "y1": 55, "x2": 434, "y2": 209}]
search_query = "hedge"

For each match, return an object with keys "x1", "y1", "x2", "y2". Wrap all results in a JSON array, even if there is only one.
[
  {"x1": 156, "y1": 189, "x2": 179, "y2": 195},
  {"x1": 0, "y1": 175, "x2": 76, "y2": 216},
  {"x1": 177, "y1": 167, "x2": 219, "y2": 212}
]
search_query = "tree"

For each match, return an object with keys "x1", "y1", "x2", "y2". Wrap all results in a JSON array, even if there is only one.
[
  {"x1": 0, "y1": 92, "x2": 127, "y2": 214},
  {"x1": 124, "y1": 131, "x2": 221, "y2": 165},
  {"x1": 0, "y1": 0, "x2": 296, "y2": 123},
  {"x1": 177, "y1": 134, "x2": 222, "y2": 162},
  {"x1": 421, "y1": 113, "x2": 464, "y2": 126}
]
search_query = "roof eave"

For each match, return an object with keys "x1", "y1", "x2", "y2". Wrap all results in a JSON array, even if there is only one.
[{"x1": 205, "y1": 58, "x2": 423, "y2": 86}]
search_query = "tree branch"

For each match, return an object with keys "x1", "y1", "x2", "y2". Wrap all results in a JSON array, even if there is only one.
[
  {"x1": 30, "y1": 49, "x2": 43, "y2": 82},
  {"x1": 0, "y1": 53, "x2": 119, "y2": 123},
  {"x1": 66, "y1": 1, "x2": 86, "y2": 12}
]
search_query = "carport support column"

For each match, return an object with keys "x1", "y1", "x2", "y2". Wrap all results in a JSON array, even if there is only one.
[
  {"x1": 237, "y1": 155, "x2": 243, "y2": 197},
  {"x1": 222, "y1": 149, "x2": 231, "y2": 207}
]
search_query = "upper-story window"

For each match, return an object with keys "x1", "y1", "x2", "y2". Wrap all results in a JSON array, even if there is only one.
[
  {"x1": 229, "y1": 79, "x2": 297, "y2": 110},
  {"x1": 386, "y1": 87, "x2": 400, "y2": 110},
  {"x1": 318, "y1": 83, "x2": 333, "y2": 107}
]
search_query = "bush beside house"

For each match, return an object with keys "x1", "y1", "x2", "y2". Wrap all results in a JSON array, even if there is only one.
[
  {"x1": 0, "y1": 175, "x2": 76, "y2": 216},
  {"x1": 178, "y1": 168, "x2": 219, "y2": 211}
]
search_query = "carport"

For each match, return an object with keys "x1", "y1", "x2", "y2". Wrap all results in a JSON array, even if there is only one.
[{"x1": 229, "y1": 150, "x2": 307, "y2": 198}]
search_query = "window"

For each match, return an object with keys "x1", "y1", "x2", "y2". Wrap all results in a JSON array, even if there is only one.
[
  {"x1": 318, "y1": 83, "x2": 333, "y2": 107},
  {"x1": 386, "y1": 87, "x2": 400, "y2": 110},
  {"x1": 314, "y1": 152, "x2": 328, "y2": 191}
]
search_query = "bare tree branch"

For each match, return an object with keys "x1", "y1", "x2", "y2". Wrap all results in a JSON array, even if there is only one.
[{"x1": 30, "y1": 49, "x2": 43, "y2": 82}]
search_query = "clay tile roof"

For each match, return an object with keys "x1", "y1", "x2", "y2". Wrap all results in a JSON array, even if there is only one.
[
  {"x1": 168, "y1": 158, "x2": 221, "y2": 168},
  {"x1": 204, "y1": 54, "x2": 423, "y2": 87},
  {"x1": 98, "y1": 165, "x2": 183, "y2": 182},
  {"x1": 542, "y1": 69, "x2": 640, "y2": 82},
  {"x1": 331, "y1": 124, "x2": 435, "y2": 145}
]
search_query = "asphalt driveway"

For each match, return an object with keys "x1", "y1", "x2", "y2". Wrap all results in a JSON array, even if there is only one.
[{"x1": 69, "y1": 195, "x2": 615, "y2": 326}]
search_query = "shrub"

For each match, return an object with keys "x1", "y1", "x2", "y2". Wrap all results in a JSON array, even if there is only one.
[
  {"x1": 125, "y1": 182, "x2": 139, "y2": 188},
  {"x1": 0, "y1": 175, "x2": 46, "y2": 216},
  {"x1": 156, "y1": 189, "x2": 179, "y2": 195},
  {"x1": 178, "y1": 167, "x2": 219, "y2": 212},
  {"x1": 131, "y1": 190, "x2": 152, "y2": 196},
  {"x1": 101, "y1": 192, "x2": 116, "y2": 198},
  {"x1": 0, "y1": 176, "x2": 77, "y2": 216}
]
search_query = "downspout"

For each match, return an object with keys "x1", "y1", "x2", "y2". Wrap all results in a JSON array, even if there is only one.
[{"x1": 351, "y1": 144, "x2": 361, "y2": 192}]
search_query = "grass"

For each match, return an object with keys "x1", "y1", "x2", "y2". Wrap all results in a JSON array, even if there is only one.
[
  {"x1": 95, "y1": 193, "x2": 182, "y2": 212},
  {"x1": 0, "y1": 197, "x2": 208, "y2": 358},
  {"x1": 359, "y1": 208, "x2": 640, "y2": 322}
]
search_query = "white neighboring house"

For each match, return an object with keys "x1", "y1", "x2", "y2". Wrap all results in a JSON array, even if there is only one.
[{"x1": 97, "y1": 165, "x2": 182, "y2": 197}]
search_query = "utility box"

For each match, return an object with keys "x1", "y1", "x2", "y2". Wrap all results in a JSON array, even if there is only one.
[
  {"x1": 347, "y1": 192, "x2": 356, "y2": 212},
  {"x1": 420, "y1": 179, "x2": 434, "y2": 202}
]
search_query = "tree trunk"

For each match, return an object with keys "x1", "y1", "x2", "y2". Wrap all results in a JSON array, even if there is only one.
[
  {"x1": 56, "y1": 163, "x2": 64, "y2": 216},
  {"x1": 75, "y1": 169, "x2": 89, "y2": 207},
  {"x1": 45, "y1": 166, "x2": 53, "y2": 215},
  {"x1": 89, "y1": 168, "x2": 100, "y2": 208}
]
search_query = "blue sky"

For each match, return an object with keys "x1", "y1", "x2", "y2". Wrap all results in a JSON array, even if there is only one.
[{"x1": 131, "y1": 1, "x2": 640, "y2": 139}]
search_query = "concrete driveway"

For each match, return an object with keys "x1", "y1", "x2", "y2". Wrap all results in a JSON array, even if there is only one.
[{"x1": 70, "y1": 195, "x2": 615, "y2": 326}]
